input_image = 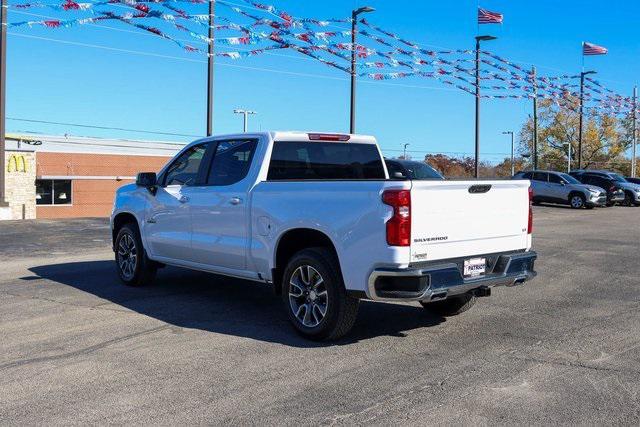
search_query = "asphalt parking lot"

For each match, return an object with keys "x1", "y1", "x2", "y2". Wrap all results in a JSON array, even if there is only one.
[{"x1": 1, "y1": 206, "x2": 639, "y2": 425}]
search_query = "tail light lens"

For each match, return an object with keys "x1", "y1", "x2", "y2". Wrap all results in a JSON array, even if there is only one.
[
  {"x1": 528, "y1": 187, "x2": 533, "y2": 234},
  {"x1": 382, "y1": 190, "x2": 411, "y2": 246}
]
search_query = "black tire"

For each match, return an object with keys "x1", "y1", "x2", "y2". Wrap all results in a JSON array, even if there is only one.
[
  {"x1": 623, "y1": 191, "x2": 637, "y2": 207},
  {"x1": 114, "y1": 223, "x2": 157, "y2": 287},
  {"x1": 281, "y1": 247, "x2": 359, "y2": 341},
  {"x1": 420, "y1": 293, "x2": 477, "y2": 317},
  {"x1": 568, "y1": 193, "x2": 585, "y2": 209}
]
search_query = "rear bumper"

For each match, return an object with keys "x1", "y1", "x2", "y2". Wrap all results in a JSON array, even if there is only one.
[{"x1": 367, "y1": 251, "x2": 537, "y2": 302}]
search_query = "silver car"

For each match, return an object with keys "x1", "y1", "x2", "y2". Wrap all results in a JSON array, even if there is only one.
[{"x1": 513, "y1": 170, "x2": 606, "y2": 209}]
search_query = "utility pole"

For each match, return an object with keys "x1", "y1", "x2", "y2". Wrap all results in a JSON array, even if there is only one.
[
  {"x1": 474, "y1": 35, "x2": 497, "y2": 178},
  {"x1": 0, "y1": 0, "x2": 7, "y2": 205},
  {"x1": 206, "y1": 0, "x2": 215, "y2": 136},
  {"x1": 578, "y1": 70, "x2": 597, "y2": 169},
  {"x1": 233, "y1": 109, "x2": 256, "y2": 132},
  {"x1": 632, "y1": 86, "x2": 637, "y2": 178},
  {"x1": 532, "y1": 66, "x2": 538, "y2": 170},
  {"x1": 502, "y1": 131, "x2": 514, "y2": 176},
  {"x1": 349, "y1": 6, "x2": 374, "y2": 134}
]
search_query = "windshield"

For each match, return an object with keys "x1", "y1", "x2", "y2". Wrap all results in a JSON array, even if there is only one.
[
  {"x1": 403, "y1": 162, "x2": 444, "y2": 180},
  {"x1": 559, "y1": 173, "x2": 580, "y2": 184},
  {"x1": 610, "y1": 173, "x2": 627, "y2": 183}
]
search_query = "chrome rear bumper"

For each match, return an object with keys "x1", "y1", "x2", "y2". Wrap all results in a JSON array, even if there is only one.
[{"x1": 367, "y1": 251, "x2": 537, "y2": 302}]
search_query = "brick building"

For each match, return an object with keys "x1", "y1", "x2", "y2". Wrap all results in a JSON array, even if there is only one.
[{"x1": 1, "y1": 134, "x2": 184, "y2": 220}]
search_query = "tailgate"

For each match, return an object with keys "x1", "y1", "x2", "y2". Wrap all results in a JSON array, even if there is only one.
[{"x1": 410, "y1": 180, "x2": 530, "y2": 262}]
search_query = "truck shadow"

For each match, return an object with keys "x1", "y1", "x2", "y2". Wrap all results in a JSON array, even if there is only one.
[{"x1": 29, "y1": 261, "x2": 445, "y2": 347}]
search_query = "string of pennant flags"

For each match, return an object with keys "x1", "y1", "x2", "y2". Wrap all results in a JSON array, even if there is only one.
[{"x1": 6, "y1": 0, "x2": 636, "y2": 116}]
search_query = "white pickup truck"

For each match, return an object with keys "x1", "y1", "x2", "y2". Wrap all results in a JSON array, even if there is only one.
[{"x1": 111, "y1": 131, "x2": 537, "y2": 340}]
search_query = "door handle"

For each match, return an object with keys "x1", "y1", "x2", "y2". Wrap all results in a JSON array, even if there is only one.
[
  {"x1": 229, "y1": 197, "x2": 242, "y2": 205},
  {"x1": 179, "y1": 195, "x2": 189, "y2": 204}
]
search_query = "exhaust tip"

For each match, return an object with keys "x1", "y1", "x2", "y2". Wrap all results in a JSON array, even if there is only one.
[
  {"x1": 511, "y1": 278, "x2": 526, "y2": 286},
  {"x1": 430, "y1": 291, "x2": 448, "y2": 301}
]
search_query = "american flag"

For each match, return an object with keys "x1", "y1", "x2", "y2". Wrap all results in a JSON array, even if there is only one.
[
  {"x1": 583, "y1": 42, "x2": 608, "y2": 56},
  {"x1": 478, "y1": 8, "x2": 503, "y2": 24}
]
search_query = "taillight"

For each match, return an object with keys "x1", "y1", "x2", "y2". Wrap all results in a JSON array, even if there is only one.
[
  {"x1": 382, "y1": 190, "x2": 411, "y2": 246},
  {"x1": 528, "y1": 187, "x2": 533, "y2": 234}
]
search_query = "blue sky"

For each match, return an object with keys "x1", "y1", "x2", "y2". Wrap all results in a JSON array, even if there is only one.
[{"x1": 5, "y1": 0, "x2": 639, "y2": 162}]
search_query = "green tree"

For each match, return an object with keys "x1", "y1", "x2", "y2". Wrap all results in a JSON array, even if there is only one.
[{"x1": 518, "y1": 97, "x2": 632, "y2": 173}]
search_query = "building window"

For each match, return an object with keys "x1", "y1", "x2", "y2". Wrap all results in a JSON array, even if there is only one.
[{"x1": 36, "y1": 180, "x2": 72, "y2": 205}]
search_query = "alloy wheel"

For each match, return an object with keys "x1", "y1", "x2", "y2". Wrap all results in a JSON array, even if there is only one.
[
  {"x1": 571, "y1": 196, "x2": 583, "y2": 208},
  {"x1": 117, "y1": 233, "x2": 137, "y2": 280},
  {"x1": 288, "y1": 265, "x2": 328, "y2": 328}
]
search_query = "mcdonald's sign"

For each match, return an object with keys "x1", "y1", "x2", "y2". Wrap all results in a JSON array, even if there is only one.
[{"x1": 7, "y1": 155, "x2": 28, "y2": 173}]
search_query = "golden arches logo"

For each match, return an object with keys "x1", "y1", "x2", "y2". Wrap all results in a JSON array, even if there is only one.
[{"x1": 7, "y1": 155, "x2": 28, "y2": 173}]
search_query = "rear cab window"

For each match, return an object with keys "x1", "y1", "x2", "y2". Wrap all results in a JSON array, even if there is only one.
[
  {"x1": 532, "y1": 172, "x2": 548, "y2": 182},
  {"x1": 267, "y1": 141, "x2": 386, "y2": 180}
]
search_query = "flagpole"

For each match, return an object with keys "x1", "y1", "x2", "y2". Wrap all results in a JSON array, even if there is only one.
[
  {"x1": 206, "y1": 0, "x2": 215, "y2": 136},
  {"x1": 0, "y1": 0, "x2": 7, "y2": 205}
]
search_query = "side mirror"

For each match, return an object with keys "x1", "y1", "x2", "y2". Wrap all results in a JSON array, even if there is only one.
[
  {"x1": 136, "y1": 172, "x2": 157, "y2": 194},
  {"x1": 393, "y1": 172, "x2": 406, "y2": 179}
]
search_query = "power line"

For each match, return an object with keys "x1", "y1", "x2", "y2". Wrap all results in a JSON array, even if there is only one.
[{"x1": 7, "y1": 117, "x2": 202, "y2": 137}]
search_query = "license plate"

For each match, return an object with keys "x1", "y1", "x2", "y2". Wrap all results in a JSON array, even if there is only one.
[{"x1": 464, "y1": 257, "x2": 486, "y2": 277}]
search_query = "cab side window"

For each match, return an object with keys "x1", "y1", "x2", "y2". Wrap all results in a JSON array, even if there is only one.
[
  {"x1": 163, "y1": 144, "x2": 208, "y2": 186},
  {"x1": 548, "y1": 174, "x2": 563, "y2": 184},
  {"x1": 207, "y1": 139, "x2": 258, "y2": 186}
]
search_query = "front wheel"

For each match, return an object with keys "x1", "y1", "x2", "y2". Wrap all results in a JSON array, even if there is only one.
[
  {"x1": 115, "y1": 223, "x2": 157, "y2": 287},
  {"x1": 420, "y1": 293, "x2": 477, "y2": 317},
  {"x1": 282, "y1": 248, "x2": 359, "y2": 341},
  {"x1": 569, "y1": 194, "x2": 585, "y2": 209},
  {"x1": 623, "y1": 191, "x2": 638, "y2": 207}
]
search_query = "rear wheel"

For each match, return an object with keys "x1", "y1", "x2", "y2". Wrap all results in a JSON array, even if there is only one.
[
  {"x1": 420, "y1": 293, "x2": 477, "y2": 317},
  {"x1": 569, "y1": 194, "x2": 585, "y2": 209},
  {"x1": 115, "y1": 223, "x2": 157, "y2": 287},
  {"x1": 282, "y1": 248, "x2": 359, "y2": 341}
]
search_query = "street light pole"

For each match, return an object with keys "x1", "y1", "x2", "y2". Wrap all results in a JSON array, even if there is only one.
[
  {"x1": 233, "y1": 109, "x2": 257, "y2": 133},
  {"x1": 563, "y1": 142, "x2": 572, "y2": 173},
  {"x1": 502, "y1": 131, "x2": 514, "y2": 176},
  {"x1": 0, "y1": 0, "x2": 7, "y2": 204},
  {"x1": 403, "y1": 143, "x2": 410, "y2": 159},
  {"x1": 578, "y1": 70, "x2": 596, "y2": 169},
  {"x1": 632, "y1": 86, "x2": 637, "y2": 178},
  {"x1": 532, "y1": 66, "x2": 539, "y2": 170},
  {"x1": 474, "y1": 35, "x2": 497, "y2": 178},
  {"x1": 206, "y1": 0, "x2": 215, "y2": 136},
  {"x1": 349, "y1": 6, "x2": 374, "y2": 134}
]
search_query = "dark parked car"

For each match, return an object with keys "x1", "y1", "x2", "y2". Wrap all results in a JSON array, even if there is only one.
[
  {"x1": 569, "y1": 171, "x2": 626, "y2": 206},
  {"x1": 385, "y1": 159, "x2": 445, "y2": 180},
  {"x1": 625, "y1": 177, "x2": 640, "y2": 185}
]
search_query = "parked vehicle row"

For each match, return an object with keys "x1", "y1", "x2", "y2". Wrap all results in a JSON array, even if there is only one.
[
  {"x1": 511, "y1": 169, "x2": 640, "y2": 209},
  {"x1": 570, "y1": 170, "x2": 640, "y2": 207},
  {"x1": 112, "y1": 132, "x2": 537, "y2": 341}
]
